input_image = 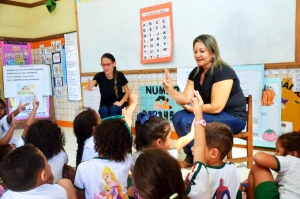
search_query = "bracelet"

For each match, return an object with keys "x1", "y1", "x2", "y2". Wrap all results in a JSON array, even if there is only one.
[{"x1": 194, "y1": 119, "x2": 206, "y2": 127}]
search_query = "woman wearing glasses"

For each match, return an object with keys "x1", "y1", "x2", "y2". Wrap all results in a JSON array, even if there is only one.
[{"x1": 87, "y1": 53, "x2": 129, "y2": 118}]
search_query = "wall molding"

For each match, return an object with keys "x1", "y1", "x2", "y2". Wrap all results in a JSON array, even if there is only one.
[
  {"x1": 0, "y1": 0, "x2": 60, "y2": 8},
  {"x1": 0, "y1": 32, "x2": 74, "y2": 42}
]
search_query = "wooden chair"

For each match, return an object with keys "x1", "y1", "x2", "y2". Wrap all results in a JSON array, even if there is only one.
[{"x1": 227, "y1": 95, "x2": 253, "y2": 169}]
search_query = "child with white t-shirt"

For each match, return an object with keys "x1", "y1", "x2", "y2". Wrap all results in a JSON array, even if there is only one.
[
  {"x1": 247, "y1": 132, "x2": 300, "y2": 199},
  {"x1": 0, "y1": 144, "x2": 75, "y2": 199},
  {"x1": 74, "y1": 89, "x2": 138, "y2": 199},
  {"x1": 132, "y1": 90, "x2": 210, "y2": 199},
  {"x1": 21, "y1": 120, "x2": 73, "y2": 183},
  {"x1": 73, "y1": 108, "x2": 101, "y2": 167},
  {"x1": 0, "y1": 99, "x2": 29, "y2": 145},
  {"x1": 15, "y1": 96, "x2": 74, "y2": 183},
  {"x1": 132, "y1": 110, "x2": 195, "y2": 163},
  {"x1": 203, "y1": 122, "x2": 242, "y2": 199}
]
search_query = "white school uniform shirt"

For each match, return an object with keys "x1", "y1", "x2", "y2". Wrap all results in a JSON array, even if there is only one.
[
  {"x1": 207, "y1": 162, "x2": 241, "y2": 199},
  {"x1": 0, "y1": 115, "x2": 17, "y2": 145},
  {"x1": 131, "y1": 148, "x2": 178, "y2": 170},
  {"x1": 14, "y1": 139, "x2": 68, "y2": 184},
  {"x1": 81, "y1": 136, "x2": 98, "y2": 162},
  {"x1": 185, "y1": 161, "x2": 210, "y2": 199},
  {"x1": 1, "y1": 184, "x2": 68, "y2": 199},
  {"x1": 48, "y1": 150, "x2": 68, "y2": 183},
  {"x1": 74, "y1": 154, "x2": 133, "y2": 199},
  {"x1": 274, "y1": 155, "x2": 300, "y2": 199}
]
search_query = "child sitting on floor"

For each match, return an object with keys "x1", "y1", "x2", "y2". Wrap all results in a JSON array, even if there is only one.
[
  {"x1": 203, "y1": 122, "x2": 241, "y2": 199},
  {"x1": 16, "y1": 96, "x2": 74, "y2": 183},
  {"x1": 73, "y1": 108, "x2": 101, "y2": 167},
  {"x1": 74, "y1": 89, "x2": 138, "y2": 199},
  {"x1": 132, "y1": 90, "x2": 210, "y2": 199},
  {"x1": 132, "y1": 109, "x2": 195, "y2": 162},
  {"x1": 247, "y1": 132, "x2": 300, "y2": 199},
  {"x1": 0, "y1": 144, "x2": 76, "y2": 199},
  {"x1": 0, "y1": 99, "x2": 29, "y2": 145}
]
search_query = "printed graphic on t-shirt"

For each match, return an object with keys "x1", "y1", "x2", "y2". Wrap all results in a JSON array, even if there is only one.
[
  {"x1": 94, "y1": 166, "x2": 126, "y2": 199},
  {"x1": 212, "y1": 178, "x2": 231, "y2": 199}
]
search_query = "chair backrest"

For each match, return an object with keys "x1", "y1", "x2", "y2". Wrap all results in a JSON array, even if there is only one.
[{"x1": 233, "y1": 95, "x2": 253, "y2": 138}]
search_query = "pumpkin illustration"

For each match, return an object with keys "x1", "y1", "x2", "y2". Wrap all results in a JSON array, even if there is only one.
[
  {"x1": 262, "y1": 129, "x2": 278, "y2": 142},
  {"x1": 261, "y1": 85, "x2": 276, "y2": 106}
]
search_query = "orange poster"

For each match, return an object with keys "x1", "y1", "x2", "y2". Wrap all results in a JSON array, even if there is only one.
[
  {"x1": 281, "y1": 78, "x2": 300, "y2": 132},
  {"x1": 140, "y1": 2, "x2": 173, "y2": 64}
]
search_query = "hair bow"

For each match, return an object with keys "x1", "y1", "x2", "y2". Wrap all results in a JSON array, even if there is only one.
[{"x1": 136, "y1": 110, "x2": 157, "y2": 125}]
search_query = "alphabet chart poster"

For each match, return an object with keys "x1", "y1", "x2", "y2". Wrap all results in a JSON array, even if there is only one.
[{"x1": 140, "y1": 2, "x2": 173, "y2": 64}]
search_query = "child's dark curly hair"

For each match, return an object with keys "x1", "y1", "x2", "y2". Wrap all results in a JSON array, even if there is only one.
[
  {"x1": 94, "y1": 119, "x2": 132, "y2": 162},
  {"x1": 73, "y1": 108, "x2": 100, "y2": 167},
  {"x1": 25, "y1": 120, "x2": 65, "y2": 160},
  {"x1": 277, "y1": 131, "x2": 300, "y2": 158}
]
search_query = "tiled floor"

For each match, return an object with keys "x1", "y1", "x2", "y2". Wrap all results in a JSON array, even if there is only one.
[{"x1": 13, "y1": 127, "x2": 275, "y2": 183}]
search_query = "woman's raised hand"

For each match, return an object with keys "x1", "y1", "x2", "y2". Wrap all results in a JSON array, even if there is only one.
[
  {"x1": 162, "y1": 68, "x2": 174, "y2": 94},
  {"x1": 86, "y1": 78, "x2": 93, "y2": 91}
]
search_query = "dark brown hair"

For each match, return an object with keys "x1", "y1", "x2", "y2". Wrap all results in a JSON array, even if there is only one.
[
  {"x1": 277, "y1": 132, "x2": 300, "y2": 158},
  {"x1": 94, "y1": 119, "x2": 132, "y2": 162},
  {"x1": 205, "y1": 122, "x2": 233, "y2": 160},
  {"x1": 133, "y1": 148, "x2": 189, "y2": 199},
  {"x1": 73, "y1": 108, "x2": 100, "y2": 167},
  {"x1": 0, "y1": 144, "x2": 45, "y2": 191},
  {"x1": 135, "y1": 116, "x2": 170, "y2": 151},
  {"x1": 25, "y1": 120, "x2": 65, "y2": 160},
  {"x1": 101, "y1": 53, "x2": 118, "y2": 98}
]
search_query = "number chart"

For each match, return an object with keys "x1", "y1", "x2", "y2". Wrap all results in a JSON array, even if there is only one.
[{"x1": 140, "y1": 2, "x2": 173, "y2": 64}]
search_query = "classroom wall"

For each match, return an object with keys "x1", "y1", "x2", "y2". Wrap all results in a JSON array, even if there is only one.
[
  {"x1": 0, "y1": 5, "x2": 31, "y2": 38},
  {"x1": 30, "y1": 0, "x2": 76, "y2": 38},
  {"x1": 0, "y1": 0, "x2": 76, "y2": 39}
]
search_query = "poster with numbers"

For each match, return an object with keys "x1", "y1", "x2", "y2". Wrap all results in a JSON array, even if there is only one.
[{"x1": 140, "y1": 2, "x2": 173, "y2": 64}]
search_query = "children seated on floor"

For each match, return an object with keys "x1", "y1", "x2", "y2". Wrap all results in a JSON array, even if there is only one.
[
  {"x1": 0, "y1": 144, "x2": 76, "y2": 199},
  {"x1": 0, "y1": 99, "x2": 29, "y2": 145},
  {"x1": 204, "y1": 122, "x2": 242, "y2": 199},
  {"x1": 131, "y1": 90, "x2": 210, "y2": 199},
  {"x1": 247, "y1": 132, "x2": 300, "y2": 199},
  {"x1": 74, "y1": 89, "x2": 138, "y2": 199}
]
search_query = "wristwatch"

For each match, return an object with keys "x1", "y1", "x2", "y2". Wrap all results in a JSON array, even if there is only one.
[{"x1": 194, "y1": 119, "x2": 206, "y2": 127}]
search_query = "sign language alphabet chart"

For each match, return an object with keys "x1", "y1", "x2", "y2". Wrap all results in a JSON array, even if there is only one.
[{"x1": 140, "y1": 2, "x2": 174, "y2": 64}]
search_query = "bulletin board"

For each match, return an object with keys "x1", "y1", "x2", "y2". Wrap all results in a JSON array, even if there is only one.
[{"x1": 76, "y1": 0, "x2": 296, "y2": 73}]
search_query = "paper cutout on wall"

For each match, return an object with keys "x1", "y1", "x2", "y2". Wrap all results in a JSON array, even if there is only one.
[{"x1": 281, "y1": 78, "x2": 300, "y2": 132}]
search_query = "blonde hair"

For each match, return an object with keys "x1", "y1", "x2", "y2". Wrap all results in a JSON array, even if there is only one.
[
  {"x1": 101, "y1": 167, "x2": 126, "y2": 198},
  {"x1": 193, "y1": 34, "x2": 230, "y2": 77}
]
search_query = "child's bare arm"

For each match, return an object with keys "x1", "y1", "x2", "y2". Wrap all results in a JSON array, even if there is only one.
[
  {"x1": 253, "y1": 152, "x2": 278, "y2": 170},
  {"x1": 0, "y1": 115, "x2": 18, "y2": 146},
  {"x1": 126, "y1": 87, "x2": 139, "y2": 116},
  {"x1": 21, "y1": 96, "x2": 39, "y2": 138},
  {"x1": 7, "y1": 101, "x2": 30, "y2": 123},
  {"x1": 122, "y1": 87, "x2": 139, "y2": 127},
  {"x1": 173, "y1": 120, "x2": 195, "y2": 151},
  {"x1": 190, "y1": 90, "x2": 206, "y2": 164},
  {"x1": 57, "y1": 179, "x2": 77, "y2": 199}
]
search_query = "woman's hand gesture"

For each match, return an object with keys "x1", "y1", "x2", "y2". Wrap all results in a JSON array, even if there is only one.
[{"x1": 162, "y1": 68, "x2": 174, "y2": 94}]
